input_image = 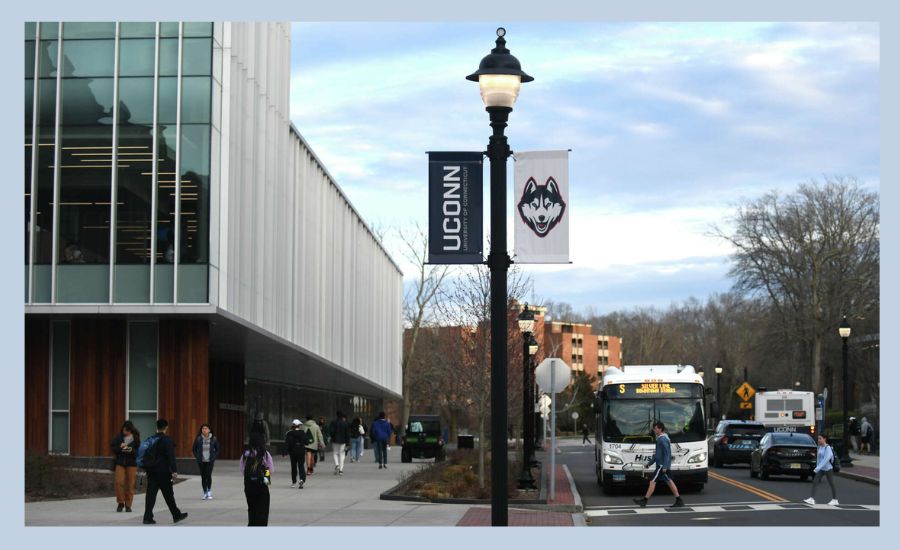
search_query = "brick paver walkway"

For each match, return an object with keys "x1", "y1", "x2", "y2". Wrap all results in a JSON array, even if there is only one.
[
  {"x1": 545, "y1": 464, "x2": 573, "y2": 504},
  {"x1": 456, "y1": 507, "x2": 574, "y2": 526}
]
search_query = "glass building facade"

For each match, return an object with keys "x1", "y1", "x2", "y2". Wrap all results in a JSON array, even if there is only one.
[{"x1": 25, "y1": 22, "x2": 212, "y2": 305}]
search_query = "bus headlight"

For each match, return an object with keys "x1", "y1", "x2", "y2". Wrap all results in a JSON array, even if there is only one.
[
  {"x1": 603, "y1": 453, "x2": 623, "y2": 465},
  {"x1": 687, "y1": 452, "x2": 707, "y2": 464}
]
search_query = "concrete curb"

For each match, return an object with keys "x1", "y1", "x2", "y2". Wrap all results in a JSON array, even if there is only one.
[
  {"x1": 563, "y1": 464, "x2": 584, "y2": 513},
  {"x1": 835, "y1": 471, "x2": 879, "y2": 486}
]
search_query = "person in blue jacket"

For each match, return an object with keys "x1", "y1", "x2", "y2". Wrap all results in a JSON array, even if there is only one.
[
  {"x1": 804, "y1": 434, "x2": 839, "y2": 505},
  {"x1": 192, "y1": 423, "x2": 220, "y2": 500},
  {"x1": 371, "y1": 412, "x2": 393, "y2": 469},
  {"x1": 633, "y1": 421, "x2": 684, "y2": 508}
]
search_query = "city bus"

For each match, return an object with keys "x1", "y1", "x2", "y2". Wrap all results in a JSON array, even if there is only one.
[
  {"x1": 594, "y1": 365, "x2": 708, "y2": 494},
  {"x1": 754, "y1": 390, "x2": 815, "y2": 435}
]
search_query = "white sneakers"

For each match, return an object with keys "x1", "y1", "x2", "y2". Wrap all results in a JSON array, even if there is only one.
[
  {"x1": 828, "y1": 499, "x2": 839, "y2": 506},
  {"x1": 803, "y1": 498, "x2": 815, "y2": 505}
]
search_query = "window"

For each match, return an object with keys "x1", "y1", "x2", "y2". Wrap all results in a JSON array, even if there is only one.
[
  {"x1": 127, "y1": 321, "x2": 158, "y2": 438},
  {"x1": 50, "y1": 321, "x2": 70, "y2": 453}
]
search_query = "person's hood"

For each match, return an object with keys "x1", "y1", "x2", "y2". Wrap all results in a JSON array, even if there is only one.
[{"x1": 862, "y1": 417, "x2": 869, "y2": 423}]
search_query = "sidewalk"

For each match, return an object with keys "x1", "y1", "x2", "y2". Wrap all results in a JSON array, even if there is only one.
[{"x1": 838, "y1": 451, "x2": 879, "y2": 485}]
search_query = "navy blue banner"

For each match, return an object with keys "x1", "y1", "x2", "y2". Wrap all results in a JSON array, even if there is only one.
[{"x1": 428, "y1": 152, "x2": 483, "y2": 264}]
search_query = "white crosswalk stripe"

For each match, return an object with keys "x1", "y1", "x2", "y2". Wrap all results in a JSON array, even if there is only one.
[{"x1": 584, "y1": 502, "x2": 879, "y2": 517}]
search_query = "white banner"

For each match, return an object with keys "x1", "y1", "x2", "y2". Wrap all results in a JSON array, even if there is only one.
[{"x1": 513, "y1": 150, "x2": 570, "y2": 263}]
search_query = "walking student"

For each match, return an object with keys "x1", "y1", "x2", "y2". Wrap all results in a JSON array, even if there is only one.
[
  {"x1": 318, "y1": 415, "x2": 330, "y2": 463},
  {"x1": 240, "y1": 431, "x2": 274, "y2": 526},
  {"x1": 371, "y1": 412, "x2": 393, "y2": 469},
  {"x1": 805, "y1": 434, "x2": 839, "y2": 506},
  {"x1": 284, "y1": 419, "x2": 309, "y2": 488},
  {"x1": 329, "y1": 411, "x2": 351, "y2": 475},
  {"x1": 304, "y1": 415, "x2": 324, "y2": 475},
  {"x1": 141, "y1": 419, "x2": 188, "y2": 525},
  {"x1": 581, "y1": 424, "x2": 591, "y2": 445},
  {"x1": 350, "y1": 416, "x2": 365, "y2": 462},
  {"x1": 633, "y1": 421, "x2": 684, "y2": 508},
  {"x1": 111, "y1": 420, "x2": 140, "y2": 513},
  {"x1": 191, "y1": 423, "x2": 220, "y2": 500},
  {"x1": 860, "y1": 417, "x2": 874, "y2": 454}
]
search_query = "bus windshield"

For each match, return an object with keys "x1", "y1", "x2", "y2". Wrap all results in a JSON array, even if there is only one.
[{"x1": 603, "y1": 397, "x2": 706, "y2": 444}]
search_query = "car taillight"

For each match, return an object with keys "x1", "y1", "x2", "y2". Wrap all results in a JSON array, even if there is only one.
[
  {"x1": 720, "y1": 436, "x2": 729, "y2": 445},
  {"x1": 768, "y1": 447, "x2": 781, "y2": 456}
]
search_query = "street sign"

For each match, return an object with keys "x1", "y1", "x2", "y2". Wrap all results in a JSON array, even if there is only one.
[
  {"x1": 739, "y1": 402, "x2": 753, "y2": 409},
  {"x1": 535, "y1": 358, "x2": 572, "y2": 394},
  {"x1": 571, "y1": 411, "x2": 579, "y2": 420},
  {"x1": 736, "y1": 381, "x2": 756, "y2": 402}
]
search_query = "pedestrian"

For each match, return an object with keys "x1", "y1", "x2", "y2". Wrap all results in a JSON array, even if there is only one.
[
  {"x1": 329, "y1": 411, "x2": 351, "y2": 475},
  {"x1": 111, "y1": 420, "x2": 140, "y2": 513},
  {"x1": 141, "y1": 418, "x2": 188, "y2": 525},
  {"x1": 304, "y1": 415, "x2": 324, "y2": 475},
  {"x1": 318, "y1": 415, "x2": 330, "y2": 463},
  {"x1": 804, "y1": 434, "x2": 839, "y2": 506},
  {"x1": 250, "y1": 412, "x2": 270, "y2": 449},
  {"x1": 633, "y1": 421, "x2": 684, "y2": 508},
  {"x1": 849, "y1": 417, "x2": 861, "y2": 452},
  {"x1": 350, "y1": 416, "x2": 365, "y2": 462},
  {"x1": 581, "y1": 423, "x2": 591, "y2": 445},
  {"x1": 283, "y1": 419, "x2": 309, "y2": 488},
  {"x1": 191, "y1": 423, "x2": 219, "y2": 500},
  {"x1": 860, "y1": 417, "x2": 874, "y2": 455},
  {"x1": 240, "y1": 431, "x2": 274, "y2": 526},
  {"x1": 371, "y1": 411, "x2": 393, "y2": 469}
]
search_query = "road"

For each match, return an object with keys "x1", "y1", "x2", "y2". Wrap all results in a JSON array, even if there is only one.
[{"x1": 551, "y1": 442, "x2": 879, "y2": 526}]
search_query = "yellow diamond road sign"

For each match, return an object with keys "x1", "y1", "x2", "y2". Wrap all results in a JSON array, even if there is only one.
[{"x1": 736, "y1": 382, "x2": 756, "y2": 402}]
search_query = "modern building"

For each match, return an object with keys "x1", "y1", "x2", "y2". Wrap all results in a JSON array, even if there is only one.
[{"x1": 24, "y1": 22, "x2": 402, "y2": 459}]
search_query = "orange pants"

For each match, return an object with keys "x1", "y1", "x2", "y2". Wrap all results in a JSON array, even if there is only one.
[{"x1": 115, "y1": 465, "x2": 137, "y2": 507}]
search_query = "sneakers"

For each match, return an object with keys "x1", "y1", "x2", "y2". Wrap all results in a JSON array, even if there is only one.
[
  {"x1": 173, "y1": 512, "x2": 188, "y2": 524},
  {"x1": 298, "y1": 480, "x2": 305, "y2": 489},
  {"x1": 117, "y1": 504, "x2": 124, "y2": 512},
  {"x1": 143, "y1": 518, "x2": 156, "y2": 525},
  {"x1": 334, "y1": 466, "x2": 340, "y2": 475},
  {"x1": 378, "y1": 464, "x2": 383, "y2": 469},
  {"x1": 206, "y1": 491, "x2": 213, "y2": 500},
  {"x1": 828, "y1": 499, "x2": 840, "y2": 506},
  {"x1": 670, "y1": 497, "x2": 685, "y2": 508},
  {"x1": 633, "y1": 497, "x2": 648, "y2": 508},
  {"x1": 290, "y1": 482, "x2": 296, "y2": 488},
  {"x1": 201, "y1": 492, "x2": 208, "y2": 500},
  {"x1": 125, "y1": 507, "x2": 132, "y2": 513},
  {"x1": 383, "y1": 464, "x2": 387, "y2": 469},
  {"x1": 803, "y1": 497, "x2": 815, "y2": 505},
  {"x1": 338, "y1": 470, "x2": 343, "y2": 476}
]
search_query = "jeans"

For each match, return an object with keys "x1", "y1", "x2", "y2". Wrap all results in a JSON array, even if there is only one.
[
  {"x1": 143, "y1": 471, "x2": 181, "y2": 522},
  {"x1": 332, "y1": 443, "x2": 347, "y2": 471},
  {"x1": 810, "y1": 470, "x2": 837, "y2": 501},
  {"x1": 351, "y1": 437, "x2": 363, "y2": 461},
  {"x1": 289, "y1": 452, "x2": 307, "y2": 483},
  {"x1": 198, "y1": 461, "x2": 214, "y2": 493},
  {"x1": 374, "y1": 440, "x2": 388, "y2": 465}
]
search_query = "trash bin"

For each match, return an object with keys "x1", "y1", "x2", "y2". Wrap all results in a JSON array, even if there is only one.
[{"x1": 458, "y1": 435, "x2": 475, "y2": 449}]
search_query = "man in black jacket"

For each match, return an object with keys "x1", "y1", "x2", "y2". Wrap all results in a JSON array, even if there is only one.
[
  {"x1": 284, "y1": 419, "x2": 309, "y2": 488},
  {"x1": 143, "y1": 419, "x2": 188, "y2": 525},
  {"x1": 329, "y1": 411, "x2": 351, "y2": 475}
]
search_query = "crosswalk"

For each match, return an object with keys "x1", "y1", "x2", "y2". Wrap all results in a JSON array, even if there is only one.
[{"x1": 585, "y1": 502, "x2": 879, "y2": 517}]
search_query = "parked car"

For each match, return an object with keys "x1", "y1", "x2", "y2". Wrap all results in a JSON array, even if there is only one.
[
  {"x1": 708, "y1": 420, "x2": 767, "y2": 467},
  {"x1": 750, "y1": 432, "x2": 817, "y2": 481},
  {"x1": 401, "y1": 415, "x2": 446, "y2": 463}
]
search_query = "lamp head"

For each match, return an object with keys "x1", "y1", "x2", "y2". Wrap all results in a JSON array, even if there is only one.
[
  {"x1": 839, "y1": 315, "x2": 851, "y2": 339},
  {"x1": 467, "y1": 27, "x2": 533, "y2": 108}
]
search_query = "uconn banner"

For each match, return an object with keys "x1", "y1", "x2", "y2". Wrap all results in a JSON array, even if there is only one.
[
  {"x1": 428, "y1": 152, "x2": 483, "y2": 264},
  {"x1": 514, "y1": 150, "x2": 570, "y2": 263}
]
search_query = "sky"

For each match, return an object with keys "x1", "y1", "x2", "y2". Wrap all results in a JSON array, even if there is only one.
[{"x1": 288, "y1": 22, "x2": 879, "y2": 316}]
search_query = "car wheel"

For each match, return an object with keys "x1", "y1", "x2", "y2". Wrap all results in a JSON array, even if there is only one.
[
  {"x1": 750, "y1": 466, "x2": 758, "y2": 478},
  {"x1": 401, "y1": 447, "x2": 412, "y2": 463},
  {"x1": 759, "y1": 464, "x2": 770, "y2": 480}
]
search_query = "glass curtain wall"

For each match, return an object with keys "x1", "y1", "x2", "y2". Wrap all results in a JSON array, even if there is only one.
[
  {"x1": 24, "y1": 22, "x2": 212, "y2": 305},
  {"x1": 127, "y1": 321, "x2": 159, "y2": 438},
  {"x1": 50, "y1": 321, "x2": 71, "y2": 453}
]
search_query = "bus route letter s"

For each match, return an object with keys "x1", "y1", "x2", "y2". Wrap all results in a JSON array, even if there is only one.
[{"x1": 427, "y1": 152, "x2": 483, "y2": 264}]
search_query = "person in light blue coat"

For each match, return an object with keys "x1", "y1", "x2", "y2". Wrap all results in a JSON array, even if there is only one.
[
  {"x1": 804, "y1": 434, "x2": 838, "y2": 506},
  {"x1": 633, "y1": 421, "x2": 684, "y2": 508}
]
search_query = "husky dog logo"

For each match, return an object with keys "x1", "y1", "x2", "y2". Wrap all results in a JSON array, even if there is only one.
[{"x1": 517, "y1": 176, "x2": 566, "y2": 237}]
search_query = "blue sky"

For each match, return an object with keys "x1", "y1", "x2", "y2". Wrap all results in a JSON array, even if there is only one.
[{"x1": 288, "y1": 22, "x2": 879, "y2": 315}]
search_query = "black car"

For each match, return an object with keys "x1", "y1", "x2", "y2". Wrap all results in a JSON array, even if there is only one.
[
  {"x1": 750, "y1": 432, "x2": 817, "y2": 481},
  {"x1": 708, "y1": 420, "x2": 767, "y2": 467},
  {"x1": 401, "y1": 415, "x2": 446, "y2": 463}
]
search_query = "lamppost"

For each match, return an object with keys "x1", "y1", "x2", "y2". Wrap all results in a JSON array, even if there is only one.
[
  {"x1": 839, "y1": 315, "x2": 853, "y2": 466},
  {"x1": 467, "y1": 27, "x2": 532, "y2": 526},
  {"x1": 715, "y1": 364, "x2": 723, "y2": 417},
  {"x1": 517, "y1": 305, "x2": 537, "y2": 489}
]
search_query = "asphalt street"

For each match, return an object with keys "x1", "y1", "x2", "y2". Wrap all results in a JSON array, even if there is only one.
[{"x1": 556, "y1": 443, "x2": 879, "y2": 527}]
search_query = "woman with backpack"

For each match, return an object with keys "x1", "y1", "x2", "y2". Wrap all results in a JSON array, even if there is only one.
[
  {"x1": 110, "y1": 420, "x2": 141, "y2": 513},
  {"x1": 240, "y1": 431, "x2": 274, "y2": 526},
  {"x1": 191, "y1": 423, "x2": 220, "y2": 500},
  {"x1": 350, "y1": 417, "x2": 365, "y2": 462}
]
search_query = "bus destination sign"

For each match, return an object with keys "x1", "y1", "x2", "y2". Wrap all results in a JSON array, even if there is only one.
[{"x1": 605, "y1": 383, "x2": 700, "y2": 399}]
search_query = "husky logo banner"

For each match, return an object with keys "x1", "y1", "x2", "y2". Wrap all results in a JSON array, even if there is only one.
[
  {"x1": 514, "y1": 150, "x2": 570, "y2": 263},
  {"x1": 427, "y1": 152, "x2": 484, "y2": 264}
]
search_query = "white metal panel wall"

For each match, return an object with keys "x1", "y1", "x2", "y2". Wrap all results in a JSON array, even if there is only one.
[{"x1": 213, "y1": 22, "x2": 402, "y2": 394}]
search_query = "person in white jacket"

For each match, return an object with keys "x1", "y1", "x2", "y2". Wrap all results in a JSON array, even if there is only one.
[{"x1": 804, "y1": 434, "x2": 838, "y2": 506}]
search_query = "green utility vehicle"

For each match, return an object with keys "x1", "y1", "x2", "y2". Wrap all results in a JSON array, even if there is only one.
[{"x1": 401, "y1": 415, "x2": 446, "y2": 463}]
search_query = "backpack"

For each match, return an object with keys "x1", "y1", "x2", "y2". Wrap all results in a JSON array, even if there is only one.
[
  {"x1": 136, "y1": 434, "x2": 161, "y2": 470},
  {"x1": 829, "y1": 445, "x2": 841, "y2": 472},
  {"x1": 244, "y1": 451, "x2": 271, "y2": 485}
]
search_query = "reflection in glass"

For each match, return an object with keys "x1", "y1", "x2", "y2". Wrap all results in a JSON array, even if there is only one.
[
  {"x1": 62, "y1": 22, "x2": 115, "y2": 40},
  {"x1": 118, "y1": 39, "x2": 156, "y2": 77},
  {"x1": 154, "y1": 126, "x2": 177, "y2": 303},
  {"x1": 39, "y1": 23, "x2": 59, "y2": 40},
  {"x1": 39, "y1": 40, "x2": 59, "y2": 78},
  {"x1": 159, "y1": 38, "x2": 179, "y2": 77},
  {"x1": 60, "y1": 39, "x2": 115, "y2": 78},
  {"x1": 160, "y1": 22, "x2": 179, "y2": 37},
  {"x1": 120, "y1": 22, "x2": 156, "y2": 38},
  {"x1": 183, "y1": 22, "x2": 212, "y2": 37},
  {"x1": 128, "y1": 322, "x2": 158, "y2": 411},
  {"x1": 181, "y1": 77, "x2": 211, "y2": 124},
  {"x1": 26, "y1": 41, "x2": 35, "y2": 78},
  {"x1": 118, "y1": 77, "x2": 155, "y2": 125},
  {"x1": 158, "y1": 77, "x2": 177, "y2": 124},
  {"x1": 182, "y1": 38, "x2": 212, "y2": 76}
]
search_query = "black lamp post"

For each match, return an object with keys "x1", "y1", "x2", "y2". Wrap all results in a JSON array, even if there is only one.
[
  {"x1": 715, "y1": 364, "x2": 723, "y2": 417},
  {"x1": 467, "y1": 27, "x2": 533, "y2": 526},
  {"x1": 517, "y1": 305, "x2": 537, "y2": 489},
  {"x1": 839, "y1": 316, "x2": 853, "y2": 466}
]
